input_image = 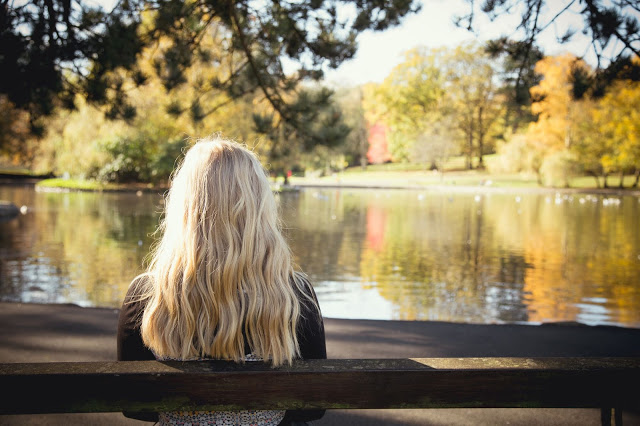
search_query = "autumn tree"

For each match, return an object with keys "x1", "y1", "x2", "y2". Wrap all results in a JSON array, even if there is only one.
[
  {"x1": 1, "y1": 0, "x2": 420, "y2": 161},
  {"x1": 528, "y1": 55, "x2": 587, "y2": 152},
  {"x1": 374, "y1": 47, "x2": 447, "y2": 162},
  {"x1": 0, "y1": 97, "x2": 32, "y2": 163},
  {"x1": 369, "y1": 44, "x2": 504, "y2": 170},
  {"x1": 524, "y1": 54, "x2": 591, "y2": 185},
  {"x1": 574, "y1": 78, "x2": 640, "y2": 187},
  {"x1": 32, "y1": 20, "x2": 262, "y2": 182},
  {"x1": 444, "y1": 43, "x2": 504, "y2": 169},
  {"x1": 410, "y1": 115, "x2": 457, "y2": 174}
]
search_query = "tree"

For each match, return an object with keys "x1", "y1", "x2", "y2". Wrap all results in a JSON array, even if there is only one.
[
  {"x1": 373, "y1": 47, "x2": 447, "y2": 162},
  {"x1": 410, "y1": 116, "x2": 457, "y2": 174},
  {"x1": 252, "y1": 85, "x2": 351, "y2": 184},
  {"x1": 368, "y1": 44, "x2": 504, "y2": 170},
  {"x1": 459, "y1": 0, "x2": 640, "y2": 97},
  {"x1": 525, "y1": 54, "x2": 595, "y2": 186},
  {"x1": 334, "y1": 86, "x2": 369, "y2": 169},
  {"x1": 0, "y1": 97, "x2": 32, "y2": 162},
  {"x1": 578, "y1": 79, "x2": 640, "y2": 187},
  {"x1": 528, "y1": 54, "x2": 591, "y2": 150},
  {"x1": 486, "y1": 38, "x2": 544, "y2": 132},
  {"x1": 31, "y1": 21, "x2": 262, "y2": 181},
  {"x1": 1, "y1": 0, "x2": 420, "y2": 157},
  {"x1": 444, "y1": 43, "x2": 504, "y2": 169}
]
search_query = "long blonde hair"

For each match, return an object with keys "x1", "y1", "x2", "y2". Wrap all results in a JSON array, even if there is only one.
[{"x1": 137, "y1": 137, "x2": 314, "y2": 366}]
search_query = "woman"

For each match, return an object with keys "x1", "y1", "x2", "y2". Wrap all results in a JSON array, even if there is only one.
[{"x1": 117, "y1": 137, "x2": 326, "y2": 426}]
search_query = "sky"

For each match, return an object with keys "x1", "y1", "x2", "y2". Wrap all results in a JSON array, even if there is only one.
[{"x1": 322, "y1": 0, "x2": 622, "y2": 87}]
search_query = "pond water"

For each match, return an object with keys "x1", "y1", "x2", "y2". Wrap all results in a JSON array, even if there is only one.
[{"x1": 1, "y1": 184, "x2": 639, "y2": 328}]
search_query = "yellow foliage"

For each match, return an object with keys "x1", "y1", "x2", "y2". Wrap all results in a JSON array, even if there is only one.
[
  {"x1": 527, "y1": 54, "x2": 591, "y2": 153},
  {"x1": 592, "y1": 80, "x2": 640, "y2": 169}
]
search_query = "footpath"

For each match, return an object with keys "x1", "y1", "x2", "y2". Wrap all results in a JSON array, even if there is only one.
[{"x1": 0, "y1": 302, "x2": 639, "y2": 425}]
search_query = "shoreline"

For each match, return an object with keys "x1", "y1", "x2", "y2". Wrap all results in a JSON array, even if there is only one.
[
  {"x1": 288, "y1": 181, "x2": 640, "y2": 196},
  {"x1": 1, "y1": 299, "x2": 639, "y2": 331},
  {"x1": 1, "y1": 171, "x2": 639, "y2": 196},
  {"x1": 3, "y1": 178, "x2": 640, "y2": 197},
  {"x1": 1, "y1": 299, "x2": 639, "y2": 330}
]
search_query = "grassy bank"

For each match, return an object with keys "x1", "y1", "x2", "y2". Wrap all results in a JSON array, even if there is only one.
[
  {"x1": 290, "y1": 169, "x2": 540, "y2": 189},
  {"x1": 34, "y1": 178, "x2": 165, "y2": 193},
  {"x1": 287, "y1": 168, "x2": 639, "y2": 192},
  {"x1": 35, "y1": 178, "x2": 298, "y2": 193}
]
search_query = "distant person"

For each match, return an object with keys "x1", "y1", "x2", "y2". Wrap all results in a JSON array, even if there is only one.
[{"x1": 117, "y1": 137, "x2": 326, "y2": 426}]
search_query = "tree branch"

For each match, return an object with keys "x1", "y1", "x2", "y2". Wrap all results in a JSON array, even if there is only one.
[{"x1": 228, "y1": 2, "x2": 290, "y2": 122}]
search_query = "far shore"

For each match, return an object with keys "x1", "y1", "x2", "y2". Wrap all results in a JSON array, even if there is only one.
[{"x1": 1, "y1": 173, "x2": 640, "y2": 197}]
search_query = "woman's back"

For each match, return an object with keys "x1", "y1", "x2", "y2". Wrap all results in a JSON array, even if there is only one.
[{"x1": 116, "y1": 138, "x2": 326, "y2": 426}]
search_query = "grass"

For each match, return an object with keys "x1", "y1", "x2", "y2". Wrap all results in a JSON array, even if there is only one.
[
  {"x1": 0, "y1": 166, "x2": 43, "y2": 176},
  {"x1": 283, "y1": 154, "x2": 541, "y2": 189},
  {"x1": 289, "y1": 169, "x2": 640, "y2": 191},
  {"x1": 35, "y1": 178, "x2": 117, "y2": 191},
  {"x1": 280, "y1": 154, "x2": 639, "y2": 192},
  {"x1": 287, "y1": 170, "x2": 541, "y2": 189},
  {"x1": 37, "y1": 177, "x2": 296, "y2": 194},
  {"x1": 568, "y1": 175, "x2": 639, "y2": 189}
]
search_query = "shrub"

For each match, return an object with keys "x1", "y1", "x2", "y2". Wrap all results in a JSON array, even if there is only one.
[{"x1": 539, "y1": 150, "x2": 579, "y2": 187}]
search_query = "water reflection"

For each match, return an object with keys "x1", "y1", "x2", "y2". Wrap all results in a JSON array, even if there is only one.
[
  {"x1": 279, "y1": 188, "x2": 640, "y2": 327},
  {"x1": 1, "y1": 185, "x2": 639, "y2": 327},
  {"x1": 0, "y1": 185, "x2": 160, "y2": 307}
]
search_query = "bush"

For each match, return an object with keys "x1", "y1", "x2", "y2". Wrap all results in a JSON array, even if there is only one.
[
  {"x1": 96, "y1": 136, "x2": 190, "y2": 184},
  {"x1": 97, "y1": 137, "x2": 152, "y2": 183},
  {"x1": 149, "y1": 138, "x2": 189, "y2": 184},
  {"x1": 539, "y1": 150, "x2": 579, "y2": 187},
  {"x1": 491, "y1": 135, "x2": 542, "y2": 174}
]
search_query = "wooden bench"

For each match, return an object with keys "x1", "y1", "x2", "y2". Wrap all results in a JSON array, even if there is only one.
[{"x1": 1, "y1": 357, "x2": 638, "y2": 425}]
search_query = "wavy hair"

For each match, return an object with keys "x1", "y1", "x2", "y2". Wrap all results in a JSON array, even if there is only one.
[{"x1": 136, "y1": 137, "x2": 315, "y2": 366}]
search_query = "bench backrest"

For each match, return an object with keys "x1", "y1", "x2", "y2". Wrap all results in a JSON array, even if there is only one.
[{"x1": 1, "y1": 357, "x2": 638, "y2": 414}]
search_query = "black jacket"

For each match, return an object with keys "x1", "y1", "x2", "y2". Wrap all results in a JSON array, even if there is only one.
[{"x1": 116, "y1": 274, "x2": 327, "y2": 425}]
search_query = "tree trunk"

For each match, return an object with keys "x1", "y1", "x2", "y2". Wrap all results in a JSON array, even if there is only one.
[
  {"x1": 619, "y1": 170, "x2": 625, "y2": 188},
  {"x1": 477, "y1": 107, "x2": 484, "y2": 169},
  {"x1": 587, "y1": 171, "x2": 601, "y2": 189},
  {"x1": 359, "y1": 128, "x2": 368, "y2": 170},
  {"x1": 466, "y1": 121, "x2": 473, "y2": 170},
  {"x1": 634, "y1": 169, "x2": 640, "y2": 188},
  {"x1": 603, "y1": 172, "x2": 609, "y2": 188}
]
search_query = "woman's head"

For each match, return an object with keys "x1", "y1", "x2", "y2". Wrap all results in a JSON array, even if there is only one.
[
  {"x1": 139, "y1": 137, "x2": 309, "y2": 365},
  {"x1": 162, "y1": 138, "x2": 280, "y2": 262}
]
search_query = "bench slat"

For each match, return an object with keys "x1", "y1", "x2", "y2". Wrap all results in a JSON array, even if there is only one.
[{"x1": 0, "y1": 357, "x2": 638, "y2": 414}]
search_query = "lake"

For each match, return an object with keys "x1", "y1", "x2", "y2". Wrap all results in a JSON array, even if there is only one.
[{"x1": 1, "y1": 184, "x2": 639, "y2": 328}]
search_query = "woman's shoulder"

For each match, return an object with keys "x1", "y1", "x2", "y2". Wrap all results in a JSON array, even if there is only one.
[
  {"x1": 118, "y1": 275, "x2": 153, "y2": 334},
  {"x1": 124, "y1": 273, "x2": 152, "y2": 304},
  {"x1": 293, "y1": 270, "x2": 311, "y2": 287},
  {"x1": 292, "y1": 271, "x2": 316, "y2": 298},
  {"x1": 292, "y1": 271, "x2": 322, "y2": 318}
]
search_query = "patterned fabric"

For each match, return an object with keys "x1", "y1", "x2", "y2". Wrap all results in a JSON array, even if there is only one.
[
  {"x1": 158, "y1": 409, "x2": 285, "y2": 426},
  {"x1": 157, "y1": 354, "x2": 285, "y2": 426}
]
